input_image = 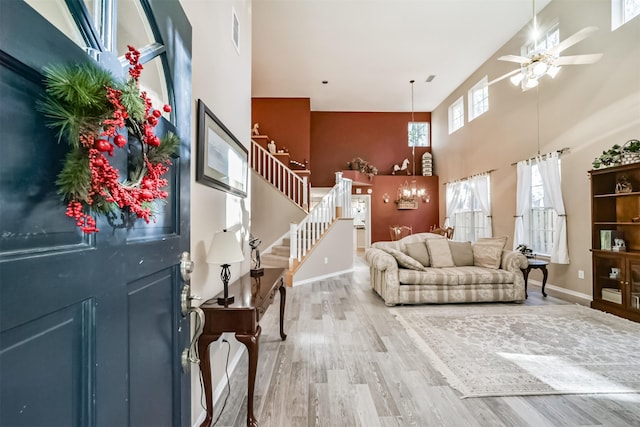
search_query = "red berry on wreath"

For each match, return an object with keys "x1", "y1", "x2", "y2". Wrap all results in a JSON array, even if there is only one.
[
  {"x1": 140, "y1": 189, "x2": 153, "y2": 200},
  {"x1": 153, "y1": 109, "x2": 162, "y2": 118},
  {"x1": 114, "y1": 134, "x2": 127, "y2": 147},
  {"x1": 163, "y1": 104, "x2": 172, "y2": 113},
  {"x1": 148, "y1": 116, "x2": 158, "y2": 126},
  {"x1": 97, "y1": 139, "x2": 112, "y2": 152}
]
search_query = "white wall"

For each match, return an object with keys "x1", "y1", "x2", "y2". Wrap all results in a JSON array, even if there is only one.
[
  {"x1": 293, "y1": 218, "x2": 355, "y2": 284},
  {"x1": 180, "y1": 0, "x2": 252, "y2": 424},
  {"x1": 432, "y1": 0, "x2": 640, "y2": 298}
]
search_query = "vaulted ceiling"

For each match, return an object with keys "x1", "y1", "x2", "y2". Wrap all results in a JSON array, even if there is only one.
[{"x1": 252, "y1": 0, "x2": 552, "y2": 112}]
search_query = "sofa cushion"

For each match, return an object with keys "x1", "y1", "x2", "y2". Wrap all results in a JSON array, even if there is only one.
[
  {"x1": 381, "y1": 247, "x2": 425, "y2": 270},
  {"x1": 405, "y1": 242, "x2": 430, "y2": 267},
  {"x1": 448, "y1": 241, "x2": 474, "y2": 266},
  {"x1": 398, "y1": 268, "x2": 459, "y2": 285},
  {"x1": 426, "y1": 238, "x2": 455, "y2": 267},
  {"x1": 472, "y1": 236, "x2": 508, "y2": 269}
]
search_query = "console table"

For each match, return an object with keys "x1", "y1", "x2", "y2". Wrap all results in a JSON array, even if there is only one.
[{"x1": 197, "y1": 268, "x2": 286, "y2": 427}]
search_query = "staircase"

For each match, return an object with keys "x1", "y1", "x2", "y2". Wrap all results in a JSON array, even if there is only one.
[{"x1": 251, "y1": 138, "x2": 352, "y2": 285}]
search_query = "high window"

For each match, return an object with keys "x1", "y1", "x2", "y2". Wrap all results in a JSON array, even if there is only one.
[
  {"x1": 514, "y1": 152, "x2": 569, "y2": 263},
  {"x1": 468, "y1": 76, "x2": 489, "y2": 122},
  {"x1": 523, "y1": 24, "x2": 559, "y2": 55},
  {"x1": 444, "y1": 174, "x2": 492, "y2": 242},
  {"x1": 448, "y1": 97, "x2": 464, "y2": 134},
  {"x1": 408, "y1": 122, "x2": 430, "y2": 147},
  {"x1": 612, "y1": 0, "x2": 640, "y2": 30}
]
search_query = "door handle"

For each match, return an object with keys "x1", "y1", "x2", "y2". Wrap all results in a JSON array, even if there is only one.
[{"x1": 181, "y1": 306, "x2": 205, "y2": 372}]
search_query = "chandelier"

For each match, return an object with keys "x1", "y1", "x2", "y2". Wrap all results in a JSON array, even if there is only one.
[{"x1": 395, "y1": 180, "x2": 429, "y2": 209}]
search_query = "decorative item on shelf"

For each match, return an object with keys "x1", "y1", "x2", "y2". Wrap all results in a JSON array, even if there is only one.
[
  {"x1": 615, "y1": 174, "x2": 633, "y2": 193},
  {"x1": 612, "y1": 238, "x2": 627, "y2": 252},
  {"x1": 249, "y1": 234, "x2": 264, "y2": 277},
  {"x1": 516, "y1": 244, "x2": 534, "y2": 258},
  {"x1": 268, "y1": 140, "x2": 276, "y2": 154},
  {"x1": 609, "y1": 267, "x2": 620, "y2": 279},
  {"x1": 207, "y1": 229, "x2": 245, "y2": 307},
  {"x1": 621, "y1": 139, "x2": 640, "y2": 164},
  {"x1": 346, "y1": 157, "x2": 378, "y2": 178},
  {"x1": 282, "y1": 146, "x2": 289, "y2": 153},
  {"x1": 392, "y1": 159, "x2": 410, "y2": 175},
  {"x1": 252, "y1": 123, "x2": 260, "y2": 135},
  {"x1": 422, "y1": 152, "x2": 433, "y2": 176},
  {"x1": 37, "y1": 45, "x2": 178, "y2": 234},
  {"x1": 395, "y1": 180, "x2": 428, "y2": 209}
]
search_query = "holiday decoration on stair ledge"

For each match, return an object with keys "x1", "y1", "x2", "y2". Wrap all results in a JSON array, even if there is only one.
[{"x1": 38, "y1": 45, "x2": 179, "y2": 234}]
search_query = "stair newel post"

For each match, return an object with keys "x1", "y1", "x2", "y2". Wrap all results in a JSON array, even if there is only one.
[
  {"x1": 289, "y1": 222, "x2": 298, "y2": 266},
  {"x1": 335, "y1": 172, "x2": 343, "y2": 218},
  {"x1": 344, "y1": 178, "x2": 352, "y2": 216},
  {"x1": 302, "y1": 176, "x2": 309, "y2": 211}
]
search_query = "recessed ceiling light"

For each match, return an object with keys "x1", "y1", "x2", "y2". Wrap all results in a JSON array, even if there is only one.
[
  {"x1": 426, "y1": 75, "x2": 436, "y2": 83},
  {"x1": 322, "y1": 80, "x2": 328, "y2": 84}
]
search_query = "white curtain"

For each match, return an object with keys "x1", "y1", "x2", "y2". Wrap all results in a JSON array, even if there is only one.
[
  {"x1": 513, "y1": 160, "x2": 531, "y2": 250},
  {"x1": 470, "y1": 173, "x2": 492, "y2": 238},
  {"x1": 444, "y1": 181, "x2": 463, "y2": 228},
  {"x1": 536, "y1": 152, "x2": 570, "y2": 264}
]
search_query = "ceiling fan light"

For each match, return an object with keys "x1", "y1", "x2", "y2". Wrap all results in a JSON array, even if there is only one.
[
  {"x1": 510, "y1": 72, "x2": 524, "y2": 85},
  {"x1": 547, "y1": 65, "x2": 561, "y2": 78},
  {"x1": 532, "y1": 61, "x2": 549, "y2": 77},
  {"x1": 525, "y1": 77, "x2": 539, "y2": 89}
]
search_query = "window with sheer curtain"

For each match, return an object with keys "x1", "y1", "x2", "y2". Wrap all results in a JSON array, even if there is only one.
[
  {"x1": 445, "y1": 174, "x2": 492, "y2": 242},
  {"x1": 514, "y1": 152, "x2": 569, "y2": 264}
]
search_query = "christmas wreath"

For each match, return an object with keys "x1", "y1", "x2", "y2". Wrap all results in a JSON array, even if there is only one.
[{"x1": 38, "y1": 46, "x2": 179, "y2": 234}]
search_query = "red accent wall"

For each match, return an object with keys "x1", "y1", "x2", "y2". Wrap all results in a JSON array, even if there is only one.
[
  {"x1": 366, "y1": 175, "x2": 439, "y2": 243},
  {"x1": 251, "y1": 98, "x2": 310, "y2": 169},
  {"x1": 310, "y1": 111, "x2": 431, "y2": 187}
]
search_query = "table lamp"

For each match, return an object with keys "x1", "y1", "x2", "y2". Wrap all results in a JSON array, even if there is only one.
[{"x1": 207, "y1": 229, "x2": 245, "y2": 307}]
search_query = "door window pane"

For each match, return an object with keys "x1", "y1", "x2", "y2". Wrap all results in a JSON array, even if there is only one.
[
  {"x1": 25, "y1": 0, "x2": 86, "y2": 48},
  {"x1": 116, "y1": 0, "x2": 155, "y2": 55},
  {"x1": 136, "y1": 55, "x2": 169, "y2": 116}
]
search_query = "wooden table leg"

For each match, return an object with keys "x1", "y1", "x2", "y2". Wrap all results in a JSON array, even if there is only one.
[
  {"x1": 236, "y1": 326, "x2": 261, "y2": 427},
  {"x1": 541, "y1": 265, "x2": 548, "y2": 297},
  {"x1": 279, "y1": 282, "x2": 287, "y2": 340},
  {"x1": 521, "y1": 268, "x2": 530, "y2": 298},
  {"x1": 198, "y1": 334, "x2": 221, "y2": 427}
]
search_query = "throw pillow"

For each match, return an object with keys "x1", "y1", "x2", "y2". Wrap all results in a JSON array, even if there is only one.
[
  {"x1": 381, "y1": 247, "x2": 426, "y2": 270},
  {"x1": 405, "y1": 242, "x2": 430, "y2": 267},
  {"x1": 472, "y1": 236, "x2": 508, "y2": 269},
  {"x1": 425, "y1": 238, "x2": 455, "y2": 268},
  {"x1": 448, "y1": 241, "x2": 474, "y2": 266}
]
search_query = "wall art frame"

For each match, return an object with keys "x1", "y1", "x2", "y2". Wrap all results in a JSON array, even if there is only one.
[{"x1": 197, "y1": 99, "x2": 248, "y2": 198}]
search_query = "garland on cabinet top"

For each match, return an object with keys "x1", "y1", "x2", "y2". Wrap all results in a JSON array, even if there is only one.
[
  {"x1": 38, "y1": 46, "x2": 179, "y2": 234},
  {"x1": 592, "y1": 139, "x2": 640, "y2": 169}
]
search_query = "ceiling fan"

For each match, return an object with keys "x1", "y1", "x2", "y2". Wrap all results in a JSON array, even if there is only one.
[{"x1": 489, "y1": 1, "x2": 603, "y2": 90}]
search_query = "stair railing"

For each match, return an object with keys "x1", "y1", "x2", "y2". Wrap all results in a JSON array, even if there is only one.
[
  {"x1": 251, "y1": 140, "x2": 309, "y2": 210},
  {"x1": 289, "y1": 172, "x2": 352, "y2": 264}
]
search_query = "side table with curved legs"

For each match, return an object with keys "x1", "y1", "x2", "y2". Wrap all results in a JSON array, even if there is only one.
[{"x1": 521, "y1": 259, "x2": 549, "y2": 298}]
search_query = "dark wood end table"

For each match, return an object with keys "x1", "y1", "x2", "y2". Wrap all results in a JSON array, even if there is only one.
[
  {"x1": 521, "y1": 259, "x2": 549, "y2": 298},
  {"x1": 197, "y1": 268, "x2": 286, "y2": 427}
]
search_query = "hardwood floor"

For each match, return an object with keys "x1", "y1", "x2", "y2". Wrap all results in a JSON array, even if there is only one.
[{"x1": 204, "y1": 255, "x2": 640, "y2": 427}]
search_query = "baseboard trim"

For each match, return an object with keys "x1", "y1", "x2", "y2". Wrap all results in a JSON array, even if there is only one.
[
  {"x1": 527, "y1": 279, "x2": 592, "y2": 304},
  {"x1": 293, "y1": 268, "x2": 355, "y2": 286}
]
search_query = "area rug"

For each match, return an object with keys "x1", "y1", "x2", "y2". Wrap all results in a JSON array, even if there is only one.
[{"x1": 390, "y1": 304, "x2": 640, "y2": 398}]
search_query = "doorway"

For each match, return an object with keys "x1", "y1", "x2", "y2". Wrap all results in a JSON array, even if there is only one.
[{"x1": 352, "y1": 195, "x2": 371, "y2": 251}]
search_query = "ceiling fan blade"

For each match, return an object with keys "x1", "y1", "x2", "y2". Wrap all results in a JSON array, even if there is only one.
[
  {"x1": 547, "y1": 26, "x2": 599, "y2": 55},
  {"x1": 498, "y1": 54, "x2": 531, "y2": 64},
  {"x1": 554, "y1": 53, "x2": 603, "y2": 65},
  {"x1": 488, "y1": 69, "x2": 521, "y2": 86}
]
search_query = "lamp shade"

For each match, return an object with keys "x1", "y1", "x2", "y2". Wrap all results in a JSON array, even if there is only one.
[{"x1": 206, "y1": 230, "x2": 245, "y2": 265}]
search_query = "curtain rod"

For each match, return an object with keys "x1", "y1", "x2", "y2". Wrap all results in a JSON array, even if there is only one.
[
  {"x1": 510, "y1": 147, "x2": 570, "y2": 166},
  {"x1": 442, "y1": 169, "x2": 496, "y2": 186}
]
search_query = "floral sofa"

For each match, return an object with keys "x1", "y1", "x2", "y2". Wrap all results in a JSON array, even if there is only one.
[{"x1": 365, "y1": 232, "x2": 528, "y2": 306}]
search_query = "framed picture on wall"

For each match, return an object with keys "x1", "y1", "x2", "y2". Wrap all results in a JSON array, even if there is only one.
[{"x1": 197, "y1": 99, "x2": 248, "y2": 198}]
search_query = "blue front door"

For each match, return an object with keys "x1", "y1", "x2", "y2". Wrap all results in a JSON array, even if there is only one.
[{"x1": 0, "y1": 1, "x2": 192, "y2": 425}]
